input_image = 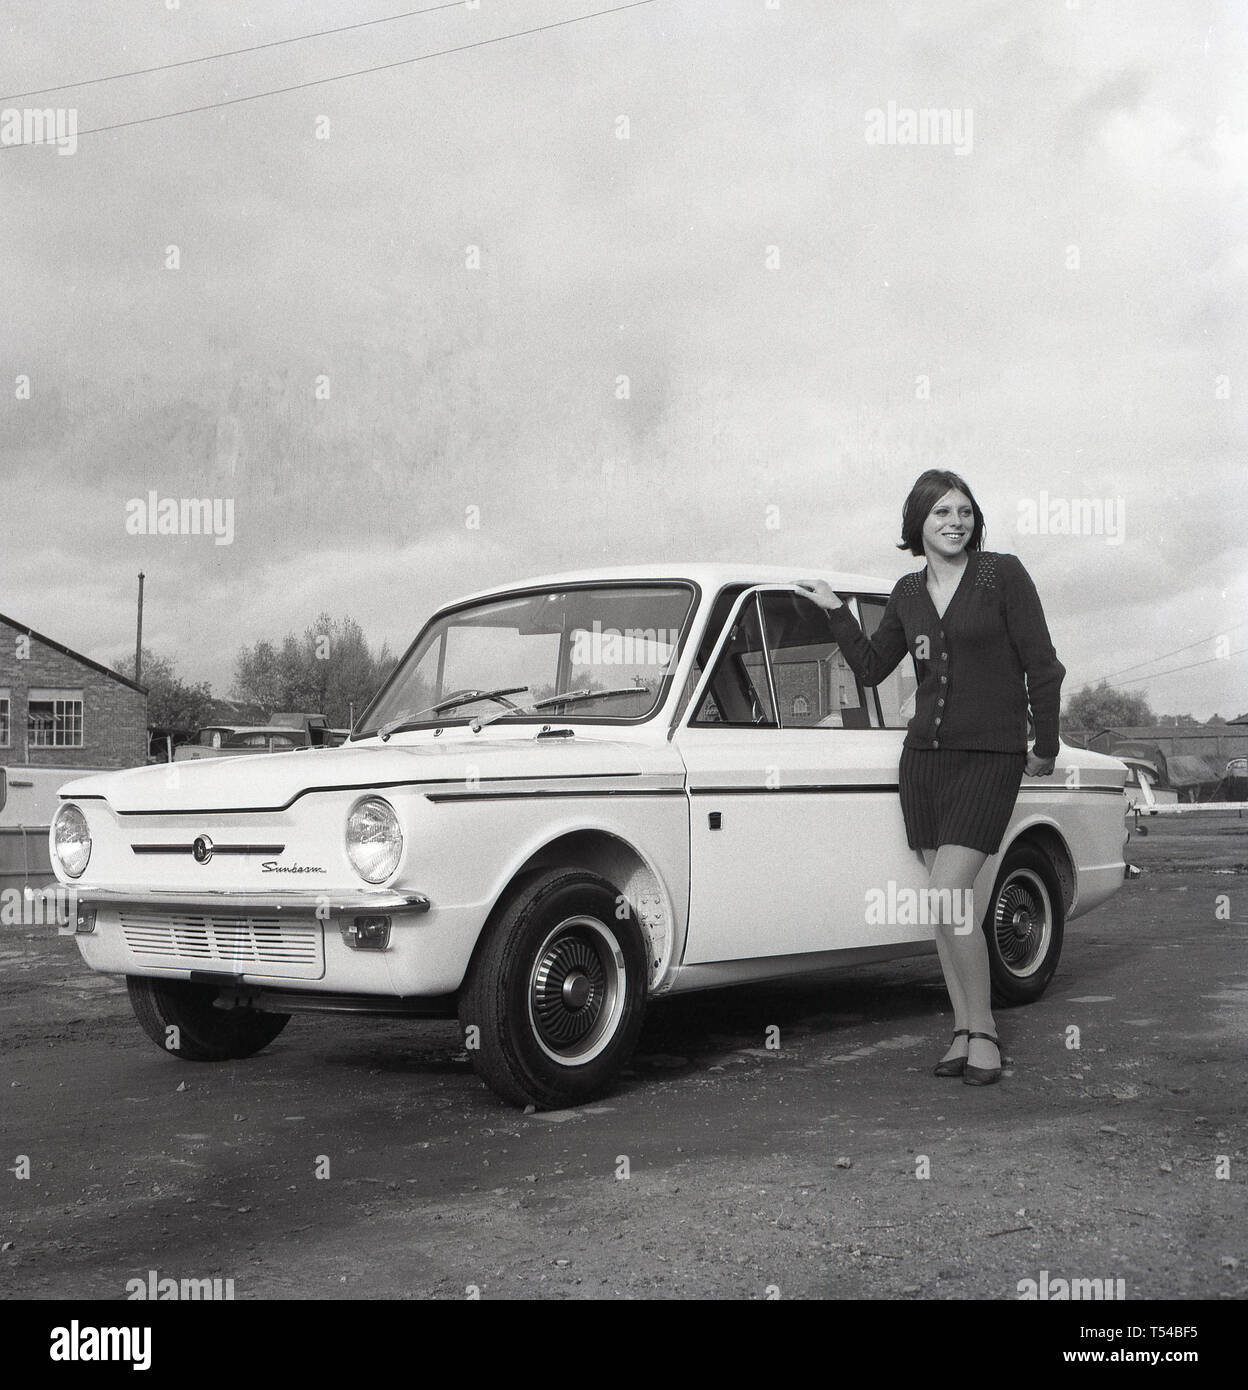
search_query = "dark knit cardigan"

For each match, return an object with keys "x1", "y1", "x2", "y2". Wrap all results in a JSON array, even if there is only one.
[{"x1": 824, "y1": 550, "x2": 1066, "y2": 759}]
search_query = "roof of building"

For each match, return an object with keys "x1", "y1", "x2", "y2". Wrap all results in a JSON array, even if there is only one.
[{"x1": 0, "y1": 611, "x2": 148, "y2": 694}]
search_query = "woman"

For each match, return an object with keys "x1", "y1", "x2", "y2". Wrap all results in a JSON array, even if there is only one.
[{"x1": 798, "y1": 470, "x2": 1064, "y2": 1086}]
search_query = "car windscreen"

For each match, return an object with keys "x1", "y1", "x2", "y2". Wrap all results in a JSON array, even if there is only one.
[{"x1": 354, "y1": 583, "x2": 696, "y2": 736}]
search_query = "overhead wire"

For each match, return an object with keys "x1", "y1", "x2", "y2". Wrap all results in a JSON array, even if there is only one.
[
  {"x1": 0, "y1": 0, "x2": 662, "y2": 147},
  {"x1": 1079, "y1": 618, "x2": 1248, "y2": 687},
  {"x1": 1102, "y1": 649, "x2": 1245, "y2": 688},
  {"x1": 0, "y1": 1, "x2": 471, "y2": 102}
]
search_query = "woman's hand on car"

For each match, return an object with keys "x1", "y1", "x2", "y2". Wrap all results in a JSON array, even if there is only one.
[
  {"x1": 796, "y1": 580, "x2": 844, "y2": 611},
  {"x1": 1025, "y1": 751, "x2": 1056, "y2": 777}
]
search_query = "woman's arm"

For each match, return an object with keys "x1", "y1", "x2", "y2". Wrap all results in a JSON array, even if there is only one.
[
  {"x1": 797, "y1": 580, "x2": 909, "y2": 688},
  {"x1": 999, "y1": 556, "x2": 1065, "y2": 763}
]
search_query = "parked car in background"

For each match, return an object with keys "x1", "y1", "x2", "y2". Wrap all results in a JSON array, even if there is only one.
[
  {"x1": 269, "y1": 713, "x2": 350, "y2": 748},
  {"x1": 1, "y1": 764, "x2": 98, "y2": 892},
  {"x1": 173, "y1": 714, "x2": 347, "y2": 761},
  {"x1": 50, "y1": 565, "x2": 1128, "y2": 1108},
  {"x1": 174, "y1": 726, "x2": 303, "y2": 760}
]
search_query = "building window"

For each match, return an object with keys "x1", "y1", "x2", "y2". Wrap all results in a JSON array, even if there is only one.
[
  {"x1": 0, "y1": 690, "x2": 9, "y2": 747},
  {"x1": 27, "y1": 689, "x2": 84, "y2": 748}
]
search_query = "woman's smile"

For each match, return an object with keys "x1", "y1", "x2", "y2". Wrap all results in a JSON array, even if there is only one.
[{"x1": 923, "y1": 491, "x2": 975, "y2": 558}]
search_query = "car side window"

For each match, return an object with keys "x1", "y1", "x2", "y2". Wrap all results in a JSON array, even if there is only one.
[
  {"x1": 855, "y1": 595, "x2": 917, "y2": 729},
  {"x1": 757, "y1": 591, "x2": 867, "y2": 728},
  {"x1": 671, "y1": 584, "x2": 750, "y2": 726},
  {"x1": 690, "y1": 595, "x2": 777, "y2": 727}
]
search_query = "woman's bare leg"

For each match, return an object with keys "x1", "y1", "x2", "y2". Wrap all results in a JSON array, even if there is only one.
[
  {"x1": 925, "y1": 844, "x2": 998, "y2": 1069},
  {"x1": 923, "y1": 848, "x2": 971, "y2": 1062}
]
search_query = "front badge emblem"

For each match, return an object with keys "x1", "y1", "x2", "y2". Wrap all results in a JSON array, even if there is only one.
[{"x1": 192, "y1": 835, "x2": 214, "y2": 865}]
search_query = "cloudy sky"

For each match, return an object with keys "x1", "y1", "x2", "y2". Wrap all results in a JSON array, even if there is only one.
[{"x1": 1, "y1": 0, "x2": 1244, "y2": 718}]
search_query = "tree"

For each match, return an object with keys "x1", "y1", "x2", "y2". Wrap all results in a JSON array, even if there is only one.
[
  {"x1": 229, "y1": 639, "x2": 285, "y2": 714},
  {"x1": 115, "y1": 649, "x2": 216, "y2": 732},
  {"x1": 232, "y1": 614, "x2": 393, "y2": 727},
  {"x1": 1064, "y1": 681, "x2": 1153, "y2": 732}
]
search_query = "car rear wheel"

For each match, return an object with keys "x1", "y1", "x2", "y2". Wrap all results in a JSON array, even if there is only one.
[
  {"x1": 983, "y1": 843, "x2": 1065, "y2": 1006},
  {"x1": 458, "y1": 869, "x2": 648, "y2": 1109},
  {"x1": 126, "y1": 976, "x2": 290, "y2": 1061}
]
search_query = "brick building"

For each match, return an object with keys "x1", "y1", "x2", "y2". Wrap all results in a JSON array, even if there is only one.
[{"x1": 0, "y1": 611, "x2": 148, "y2": 770}]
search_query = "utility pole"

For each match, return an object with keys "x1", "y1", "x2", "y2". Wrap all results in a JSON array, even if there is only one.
[{"x1": 135, "y1": 572, "x2": 145, "y2": 683}]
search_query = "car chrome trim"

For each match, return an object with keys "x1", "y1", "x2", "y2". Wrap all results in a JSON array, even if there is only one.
[
  {"x1": 667, "y1": 940, "x2": 940, "y2": 989},
  {"x1": 1016, "y1": 785, "x2": 1123, "y2": 795},
  {"x1": 425, "y1": 772, "x2": 686, "y2": 802},
  {"x1": 687, "y1": 782, "x2": 900, "y2": 794},
  {"x1": 72, "y1": 887, "x2": 431, "y2": 914},
  {"x1": 426, "y1": 787, "x2": 688, "y2": 803},
  {"x1": 130, "y1": 842, "x2": 287, "y2": 855},
  {"x1": 79, "y1": 774, "x2": 1123, "y2": 816},
  {"x1": 65, "y1": 770, "x2": 670, "y2": 816},
  {"x1": 754, "y1": 590, "x2": 782, "y2": 725},
  {"x1": 686, "y1": 782, "x2": 1124, "y2": 796}
]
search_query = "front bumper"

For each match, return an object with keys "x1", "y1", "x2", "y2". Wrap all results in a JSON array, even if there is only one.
[
  {"x1": 63, "y1": 885, "x2": 482, "y2": 996},
  {"x1": 70, "y1": 886, "x2": 431, "y2": 917}
]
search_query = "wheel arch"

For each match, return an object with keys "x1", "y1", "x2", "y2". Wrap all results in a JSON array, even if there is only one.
[
  {"x1": 998, "y1": 818, "x2": 1076, "y2": 914},
  {"x1": 466, "y1": 829, "x2": 678, "y2": 993}
]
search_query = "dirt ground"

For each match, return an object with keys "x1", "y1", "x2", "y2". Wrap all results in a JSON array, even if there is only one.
[{"x1": 1, "y1": 815, "x2": 1244, "y2": 1300}]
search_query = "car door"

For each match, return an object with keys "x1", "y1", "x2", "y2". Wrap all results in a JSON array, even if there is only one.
[{"x1": 674, "y1": 585, "x2": 928, "y2": 965}]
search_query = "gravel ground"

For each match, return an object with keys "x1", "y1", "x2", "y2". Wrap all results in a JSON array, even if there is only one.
[{"x1": 0, "y1": 815, "x2": 1244, "y2": 1300}]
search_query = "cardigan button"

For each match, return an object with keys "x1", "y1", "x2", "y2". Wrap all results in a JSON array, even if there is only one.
[{"x1": 940, "y1": 652, "x2": 948, "y2": 661}]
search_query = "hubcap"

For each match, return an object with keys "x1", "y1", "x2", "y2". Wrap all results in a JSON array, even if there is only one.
[
  {"x1": 561, "y1": 970, "x2": 592, "y2": 1009},
  {"x1": 991, "y1": 870, "x2": 1051, "y2": 978},
  {"x1": 528, "y1": 915, "x2": 626, "y2": 1065}
]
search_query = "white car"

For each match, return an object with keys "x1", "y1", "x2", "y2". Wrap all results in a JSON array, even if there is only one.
[{"x1": 51, "y1": 565, "x2": 1128, "y2": 1108}]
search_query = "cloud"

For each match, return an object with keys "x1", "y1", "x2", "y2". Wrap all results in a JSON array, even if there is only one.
[{"x1": 1, "y1": 0, "x2": 1242, "y2": 718}]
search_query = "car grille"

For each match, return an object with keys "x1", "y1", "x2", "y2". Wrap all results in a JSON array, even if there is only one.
[{"x1": 117, "y1": 910, "x2": 324, "y2": 980}]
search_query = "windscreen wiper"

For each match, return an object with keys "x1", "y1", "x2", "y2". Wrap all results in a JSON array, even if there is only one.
[
  {"x1": 378, "y1": 687, "x2": 529, "y2": 741},
  {"x1": 471, "y1": 686, "x2": 642, "y2": 732}
]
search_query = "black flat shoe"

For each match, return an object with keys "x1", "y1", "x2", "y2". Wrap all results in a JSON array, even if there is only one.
[
  {"x1": 933, "y1": 1028, "x2": 970, "y2": 1077},
  {"x1": 962, "y1": 1031, "x2": 1002, "y2": 1086}
]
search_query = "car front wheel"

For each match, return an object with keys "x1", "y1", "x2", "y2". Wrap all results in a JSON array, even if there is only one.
[
  {"x1": 458, "y1": 869, "x2": 648, "y2": 1109},
  {"x1": 983, "y1": 842, "x2": 1066, "y2": 1005},
  {"x1": 126, "y1": 977, "x2": 290, "y2": 1061}
]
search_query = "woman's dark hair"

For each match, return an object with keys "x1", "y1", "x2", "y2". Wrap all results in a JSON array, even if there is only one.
[{"x1": 897, "y1": 469, "x2": 986, "y2": 556}]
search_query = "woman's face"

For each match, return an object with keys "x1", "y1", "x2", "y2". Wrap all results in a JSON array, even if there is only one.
[{"x1": 922, "y1": 489, "x2": 975, "y2": 560}]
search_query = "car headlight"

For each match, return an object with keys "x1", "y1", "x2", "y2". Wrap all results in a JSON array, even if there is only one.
[
  {"x1": 52, "y1": 803, "x2": 92, "y2": 878},
  {"x1": 346, "y1": 797, "x2": 403, "y2": 883}
]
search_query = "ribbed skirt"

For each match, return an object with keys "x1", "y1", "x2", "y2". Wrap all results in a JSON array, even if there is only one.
[{"x1": 898, "y1": 746, "x2": 1027, "y2": 854}]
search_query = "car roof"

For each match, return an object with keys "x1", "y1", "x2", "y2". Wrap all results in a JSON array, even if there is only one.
[
  {"x1": 221, "y1": 727, "x2": 302, "y2": 737},
  {"x1": 450, "y1": 562, "x2": 899, "y2": 606}
]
